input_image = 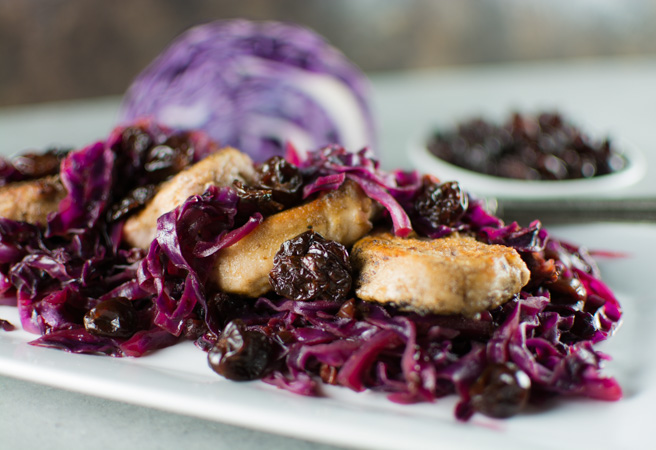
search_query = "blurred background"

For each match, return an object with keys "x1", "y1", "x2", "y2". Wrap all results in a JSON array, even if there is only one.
[{"x1": 1, "y1": 0, "x2": 656, "y2": 107}]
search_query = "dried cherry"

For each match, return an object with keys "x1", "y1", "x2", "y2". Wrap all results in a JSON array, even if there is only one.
[
  {"x1": 11, "y1": 148, "x2": 69, "y2": 179},
  {"x1": 143, "y1": 133, "x2": 195, "y2": 182},
  {"x1": 548, "y1": 272, "x2": 587, "y2": 304},
  {"x1": 469, "y1": 362, "x2": 531, "y2": 418},
  {"x1": 415, "y1": 179, "x2": 468, "y2": 227},
  {"x1": 117, "y1": 126, "x2": 154, "y2": 158},
  {"x1": 232, "y1": 180, "x2": 285, "y2": 219},
  {"x1": 108, "y1": 184, "x2": 157, "y2": 222},
  {"x1": 337, "y1": 298, "x2": 357, "y2": 319},
  {"x1": 107, "y1": 126, "x2": 201, "y2": 219},
  {"x1": 207, "y1": 319, "x2": 275, "y2": 381},
  {"x1": 269, "y1": 231, "x2": 352, "y2": 302},
  {"x1": 254, "y1": 156, "x2": 303, "y2": 206},
  {"x1": 83, "y1": 297, "x2": 138, "y2": 339},
  {"x1": 205, "y1": 292, "x2": 252, "y2": 334},
  {"x1": 0, "y1": 318, "x2": 15, "y2": 332},
  {"x1": 427, "y1": 112, "x2": 626, "y2": 181}
]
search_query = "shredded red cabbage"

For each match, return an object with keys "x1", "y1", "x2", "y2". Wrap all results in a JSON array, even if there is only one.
[
  {"x1": 295, "y1": 145, "x2": 418, "y2": 237},
  {"x1": 0, "y1": 124, "x2": 622, "y2": 420},
  {"x1": 0, "y1": 120, "x2": 221, "y2": 354},
  {"x1": 137, "y1": 185, "x2": 263, "y2": 336}
]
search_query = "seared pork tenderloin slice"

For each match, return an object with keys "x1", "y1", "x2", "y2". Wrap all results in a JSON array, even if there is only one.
[
  {"x1": 123, "y1": 147, "x2": 256, "y2": 249},
  {"x1": 0, "y1": 175, "x2": 66, "y2": 225},
  {"x1": 351, "y1": 232, "x2": 530, "y2": 316},
  {"x1": 213, "y1": 180, "x2": 376, "y2": 297}
]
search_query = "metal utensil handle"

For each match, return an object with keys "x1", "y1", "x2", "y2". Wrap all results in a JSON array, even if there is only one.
[{"x1": 493, "y1": 197, "x2": 656, "y2": 225}]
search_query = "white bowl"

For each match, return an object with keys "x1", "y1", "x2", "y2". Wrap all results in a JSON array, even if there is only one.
[{"x1": 408, "y1": 133, "x2": 647, "y2": 200}]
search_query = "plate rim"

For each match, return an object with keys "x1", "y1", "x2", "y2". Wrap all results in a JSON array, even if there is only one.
[{"x1": 1, "y1": 223, "x2": 654, "y2": 450}]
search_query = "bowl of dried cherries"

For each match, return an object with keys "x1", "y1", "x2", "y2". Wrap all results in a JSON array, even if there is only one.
[{"x1": 409, "y1": 111, "x2": 646, "y2": 199}]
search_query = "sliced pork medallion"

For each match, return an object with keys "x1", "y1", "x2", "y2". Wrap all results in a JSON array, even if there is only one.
[
  {"x1": 351, "y1": 232, "x2": 530, "y2": 316},
  {"x1": 213, "y1": 180, "x2": 376, "y2": 297},
  {"x1": 0, "y1": 175, "x2": 66, "y2": 224},
  {"x1": 123, "y1": 147, "x2": 256, "y2": 248}
]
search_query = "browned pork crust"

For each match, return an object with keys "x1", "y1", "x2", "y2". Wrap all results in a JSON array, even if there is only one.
[
  {"x1": 123, "y1": 147, "x2": 255, "y2": 248},
  {"x1": 212, "y1": 180, "x2": 376, "y2": 297},
  {"x1": 0, "y1": 175, "x2": 65, "y2": 225},
  {"x1": 351, "y1": 232, "x2": 530, "y2": 315}
]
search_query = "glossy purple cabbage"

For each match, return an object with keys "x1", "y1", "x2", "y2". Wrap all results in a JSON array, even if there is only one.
[
  {"x1": 253, "y1": 292, "x2": 621, "y2": 416},
  {"x1": 0, "y1": 120, "x2": 222, "y2": 355},
  {"x1": 0, "y1": 129, "x2": 622, "y2": 420},
  {"x1": 47, "y1": 141, "x2": 114, "y2": 235},
  {"x1": 207, "y1": 160, "x2": 623, "y2": 418},
  {"x1": 137, "y1": 185, "x2": 262, "y2": 336},
  {"x1": 294, "y1": 145, "x2": 420, "y2": 237},
  {"x1": 120, "y1": 19, "x2": 376, "y2": 162}
]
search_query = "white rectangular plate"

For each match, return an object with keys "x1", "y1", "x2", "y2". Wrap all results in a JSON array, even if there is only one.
[{"x1": 1, "y1": 223, "x2": 654, "y2": 450}]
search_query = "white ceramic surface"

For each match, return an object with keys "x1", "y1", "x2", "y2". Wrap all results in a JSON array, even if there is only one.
[{"x1": 1, "y1": 223, "x2": 654, "y2": 450}]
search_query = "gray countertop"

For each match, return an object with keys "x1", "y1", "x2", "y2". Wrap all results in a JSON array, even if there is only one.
[{"x1": 1, "y1": 57, "x2": 655, "y2": 450}]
